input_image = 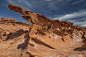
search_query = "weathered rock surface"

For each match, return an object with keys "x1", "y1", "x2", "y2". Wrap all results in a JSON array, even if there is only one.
[{"x1": 0, "y1": 4, "x2": 86, "y2": 57}]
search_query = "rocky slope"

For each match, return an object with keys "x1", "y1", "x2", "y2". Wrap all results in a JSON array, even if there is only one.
[{"x1": 0, "y1": 4, "x2": 86, "y2": 57}]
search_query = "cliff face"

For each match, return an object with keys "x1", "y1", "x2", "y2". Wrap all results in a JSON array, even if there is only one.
[{"x1": 0, "y1": 4, "x2": 86, "y2": 57}]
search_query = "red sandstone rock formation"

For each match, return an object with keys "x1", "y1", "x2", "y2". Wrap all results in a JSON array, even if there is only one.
[
  {"x1": 8, "y1": 4, "x2": 73, "y2": 29},
  {"x1": 0, "y1": 4, "x2": 86, "y2": 57}
]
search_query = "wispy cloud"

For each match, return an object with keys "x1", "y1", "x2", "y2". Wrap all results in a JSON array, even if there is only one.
[
  {"x1": 67, "y1": 17, "x2": 86, "y2": 27},
  {"x1": 67, "y1": 17, "x2": 86, "y2": 22},
  {"x1": 48, "y1": 17, "x2": 52, "y2": 19},
  {"x1": 79, "y1": 17, "x2": 86, "y2": 20},
  {"x1": 5, "y1": 0, "x2": 72, "y2": 12},
  {"x1": 81, "y1": 24, "x2": 86, "y2": 27},
  {"x1": 53, "y1": 10, "x2": 86, "y2": 21},
  {"x1": 45, "y1": 0, "x2": 51, "y2": 1},
  {"x1": 74, "y1": 20, "x2": 86, "y2": 27},
  {"x1": 72, "y1": 0, "x2": 84, "y2": 5},
  {"x1": 47, "y1": 0, "x2": 71, "y2": 10},
  {"x1": 5, "y1": 0, "x2": 31, "y2": 10},
  {"x1": 67, "y1": 19, "x2": 76, "y2": 22},
  {"x1": 74, "y1": 20, "x2": 86, "y2": 25}
]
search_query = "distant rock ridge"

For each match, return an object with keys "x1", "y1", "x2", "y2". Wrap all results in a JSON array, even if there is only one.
[
  {"x1": 0, "y1": 4, "x2": 86, "y2": 57},
  {"x1": 0, "y1": 18, "x2": 17, "y2": 22},
  {"x1": 0, "y1": 17, "x2": 30, "y2": 26}
]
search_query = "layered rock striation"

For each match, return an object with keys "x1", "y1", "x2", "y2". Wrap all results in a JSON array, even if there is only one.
[{"x1": 0, "y1": 4, "x2": 86, "y2": 57}]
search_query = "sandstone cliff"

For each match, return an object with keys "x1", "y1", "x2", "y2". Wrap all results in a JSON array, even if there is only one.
[{"x1": 0, "y1": 4, "x2": 86, "y2": 57}]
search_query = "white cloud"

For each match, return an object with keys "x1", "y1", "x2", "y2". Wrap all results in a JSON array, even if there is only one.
[
  {"x1": 45, "y1": 0, "x2": 51, "y2": 1},
  {"x1": 16, "y1": 0, "x2": 31, "y2": 7},
  {"x1": 74, "y1": 20, "x2": 86, "y2": 25},
  {"x1": 66, "y1": 17, "x2": 86, "y2": 27},
  {"x1": 53, "y1": 10, "x2": 86, "y2": 21},
  {"x1": 5, "y1": 0, "x2": 72, "y2": 12},
  {"x1": 5, "y1": 0, "x2": 31, "y2": 10},
  {"x1": 81, "y1": 24, "x2": 86, "y2": 27},
  {"x1": 23, "y1": 0, "x2": 31, "y2": 8},
  {"x1": 67, "y1": 19, "x2": 86, "y2": 27},
  {"x1": 72, "y1": 0, "x2": 84, "y2": 5},
  {"x1": 47, "y1": 0, "x2": 71, "y2": 10},
  {"x1": 82, "y1": 17, "x2": 86, "y2": 19},
  {"x1": 67, "y1": 19, "x2": 76, "y2": 22},
  {"x1": 63, "y1": 0, "x2": 72, "y2": 5},
  {"x1": 48, "y1": 17, "x2": 51, "y2": 19},
  {"x1": 75, "y1": 20, "x2": 86, "y2": 27}
]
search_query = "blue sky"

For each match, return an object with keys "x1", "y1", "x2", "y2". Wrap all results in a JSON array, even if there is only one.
[{"x1": 0, "y1": 0, "x2": 86, "y2": 27}]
